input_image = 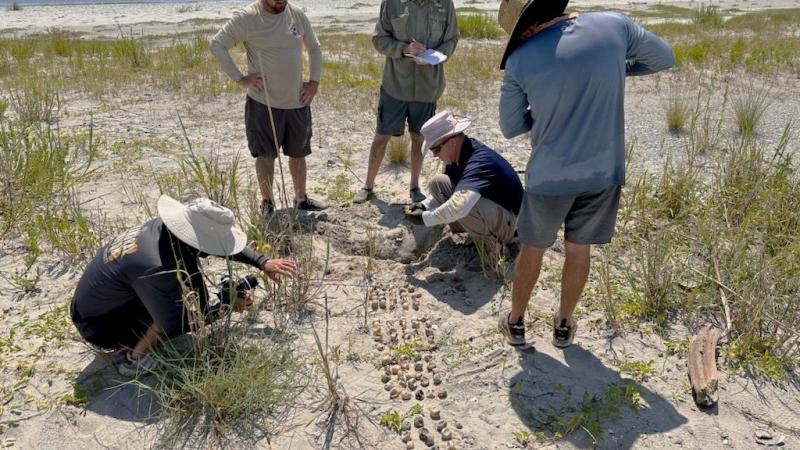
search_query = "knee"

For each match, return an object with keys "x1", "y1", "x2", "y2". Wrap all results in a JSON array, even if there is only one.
[
  {"x1": 427, "y1": 173, "x2": 452, "y2": 192},
  {"x1": 373, "y1": 133, "x2": 391, "y2": 147}
]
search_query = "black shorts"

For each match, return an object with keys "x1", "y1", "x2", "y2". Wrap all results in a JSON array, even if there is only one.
[
  {"x1": 71, "y1": 298, "x2": 153, "y2": 350},
  {"x1": 376, "y1": 86, "x2": 436, "y2": 136},
  {"x1": 517, "y1": 185, "x2": 622, "y2": 248},
  {"x1": 245, "y1": 96, "x2": 313, "y2": 159}
]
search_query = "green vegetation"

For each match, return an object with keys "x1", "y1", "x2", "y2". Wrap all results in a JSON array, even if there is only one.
[
  {"x1": 379, "y1": 409, "x2": 403, "y2": 431},
  {"x1": 522, "y1": 384, "x2": 644, "y2": 445},
  {"x1": 732, "y1": 86, "x2": 769, "y2": 136},
  {"x1": 8, "y1": 2, "x2": 21, "y2": 11},
  {"x1": 325, "y1": 172, "x2": 355, "y2": 203},
  {"x1": 457, "y1": 13, "x2": 502, "y2": 40},
  {"x1": 616, "y1": 359, "x2": 656, "y2": 382}
]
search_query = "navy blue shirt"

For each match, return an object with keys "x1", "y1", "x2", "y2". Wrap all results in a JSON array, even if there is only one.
[{"x1": 444, "y1": 137, "x2": 523, "y2": 214}]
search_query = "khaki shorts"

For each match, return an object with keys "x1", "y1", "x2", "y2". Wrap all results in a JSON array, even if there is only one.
[
  {"x1": 517, "y1": 185, "x2": 621, "y2": 248},
  {"x1": 245, "y1": 96, "x2": 312, "y2": 159}
]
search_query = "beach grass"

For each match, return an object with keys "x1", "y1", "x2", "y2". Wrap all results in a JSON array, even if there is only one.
[{"x1": 457, "y1": 12, "x2": 503, "y2": 40}]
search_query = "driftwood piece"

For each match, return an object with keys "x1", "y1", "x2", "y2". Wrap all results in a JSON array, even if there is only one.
[{"x1": 688, "y1": 325, "x2": 723, "y2": 407}]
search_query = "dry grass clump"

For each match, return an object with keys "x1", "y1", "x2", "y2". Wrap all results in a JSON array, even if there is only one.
[
  {"x1": 386, "y1": 133, "x2": 409, "y2": 165},
  {"x1": 732, "y1": 86, "x2": 769, "y2": 136},
  {"x1": 665, "y1": 95, "x2": 689, "y2": 132}
]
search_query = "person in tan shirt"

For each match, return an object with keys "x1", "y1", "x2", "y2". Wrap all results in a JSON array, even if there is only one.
[
  {"x1": 353, "y1": 0, "x2": 459, "y2": 205},
  {"x1": 210, "y1": 0, "x2": 327, "y2": 214}
]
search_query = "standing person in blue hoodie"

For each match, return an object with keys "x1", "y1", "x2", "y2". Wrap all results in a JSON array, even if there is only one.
[{"x1": 496, "y1": 0, "x2": 674, "y2": 348}]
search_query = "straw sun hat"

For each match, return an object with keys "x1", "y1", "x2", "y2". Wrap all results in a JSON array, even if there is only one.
[
  {"x1": 498, "y1": 0, "x2": 570, "y2": 69},
  {"x1": 157, "y1": 195, "x2": 247, "y2": 256},
  {"x1": 420, "y1": 110, "x2": 473, "y2": 156}
]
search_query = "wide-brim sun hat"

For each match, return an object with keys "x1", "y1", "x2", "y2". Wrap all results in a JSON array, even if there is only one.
[
  {"x1": 157, "y1": 194, "x2": 247, "y2": 256},
  {"x1": 421, "y1": 110, "x2": 473, "y2": 157},
  {"x1": 499, "y1": 0, "x2": 570, "y2": 70}
]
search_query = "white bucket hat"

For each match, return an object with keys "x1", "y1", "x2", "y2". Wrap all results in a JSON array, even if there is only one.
[
  {"x1": 157, "y1": 195, "x2": 247, "y2": 256},
  {"x1": 421, "y1": 110, "x2": 473, "y2": 157}
]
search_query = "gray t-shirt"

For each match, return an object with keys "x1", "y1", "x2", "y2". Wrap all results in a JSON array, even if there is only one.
[
  {"x1": 499, "y1": 12, "x2": 674, "y2": 195},
  {"x1": 71, "y1": 218, "x2": 267, "y2": 337}
]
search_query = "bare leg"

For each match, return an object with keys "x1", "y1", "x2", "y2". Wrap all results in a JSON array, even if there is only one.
[
  {"x1": 288, "y1": 157, "x2": 306, "y2": 199},
  {"x1": 254, "y1": 156, "x2": 275, "y2": 203},
  {"x1": 364, "y1": 134, "x2": 391, "y2": 189},
  {"x1": 409, "y1": 132, "x2": 424, "y2": 190},
  {"x1": 132, "y1": 322, "x2": 161, "y2": 359},
  {"x1": 557, "y1": 241, "x2": 591, "y2": 322},
  {"x1": 510, "y1": 245, "x2": 546, "y2": 323}
]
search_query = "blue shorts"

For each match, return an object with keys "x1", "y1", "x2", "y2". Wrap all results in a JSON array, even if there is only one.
[{"x1": 376, "y1": 86, "x2": 436, "y2": 136}]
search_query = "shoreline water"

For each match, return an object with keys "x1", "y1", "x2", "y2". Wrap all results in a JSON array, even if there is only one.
[{"x1": 2, "y1": 0, "x2": 799, "y2": 39}]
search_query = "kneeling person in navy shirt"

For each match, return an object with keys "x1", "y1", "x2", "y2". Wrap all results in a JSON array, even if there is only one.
[
  {"x1": 70, "y1": 195, "x2": 296, "y2": 377},
  {"x1": 406, "y1": 111, "x2": 523, "y2": 245}
]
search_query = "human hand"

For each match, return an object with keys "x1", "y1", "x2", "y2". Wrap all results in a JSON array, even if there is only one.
[
  {"x1": 261, "y1": 258, "x2": 297, "y2": 283},
  {"x1": 403, "y1": 40, "x2": 426, "y2": 57},
  {"x1": 232, "y1": 291, "x2": 253, "y2": 312},
  {"x1": 238, "y1": 73, "x2": 264, "y2": 92},
  {"x1": 299, "y1": 80, "x2": 319, "y2": 106},
  {"x1": 404, "y1": 202, "x2": 426, "y2": 225}
]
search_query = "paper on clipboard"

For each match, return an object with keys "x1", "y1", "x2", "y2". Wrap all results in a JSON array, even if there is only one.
[{"x1": 404, "y1": 49, "x2": 448, "y2": 65}]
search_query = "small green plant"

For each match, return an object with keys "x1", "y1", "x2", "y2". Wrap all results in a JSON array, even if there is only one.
[
  {"x1": 616, "y1": 359, "x2": 656, "y2": 382},
  {"x1": 457, "y1": 13, "x2": 502, "y2": 39},
  {"x1": 513, "y1": 429, "x2": 533, "y2": 447},
  {"x1": 379, "y1": 409, "x2": 403, "y2": 431},
  {"x1": 665, "y1": 95, "x2": 689, "y2": 132},
  {"x1": 326, "y1": 172, "x2": 355, "y2": 203},
  {"x1": 8, "y1": 1, "x2": 22, "y2": 11},
  {"x1": 386, "y1": 134, "x2": 409, "y2": 165},
  {"x1": 537, "y1": 384, "x2": 644, "y2": 444},
  {"x1": 391, "y1": 341, "x2": 428, "y2": 360},
  {"x1": 732, "y1": 88, "x2": 768, "y2": 136},
  {"x1": 179, "y1": 118, "x2": 241, "y2": 209}
]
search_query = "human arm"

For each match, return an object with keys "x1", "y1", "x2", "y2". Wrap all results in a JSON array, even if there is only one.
[
  {"x1": 300, "y1": 14, "x2": 322, "y2": 106},
  {"x1": 232, "y1": 246, "x2": 297, "y2": 284},
  {"x1": 372, "y1": 1, "x2": 408, "y2": 59},
  {"x1": 210, "y1": 13, "x2": 258, "y2": 88},
  {"x1": 622, "y1": 14, "x2": 675, "y2": 76},
  {"x1": 499, "y1": 71, "x2": 533, "y2": 139},
  {"x1": 433, "y1": 0, "x2": 459, "y2": 58},
  {"x1": 421, "y1": 190, "x2": 481, "y2": 226}
]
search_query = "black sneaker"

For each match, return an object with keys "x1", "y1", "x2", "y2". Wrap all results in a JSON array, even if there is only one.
[
  {"x1": 410, "y1": 187, "x2": 426, "y2": 203},
  {"x1": 296, "y1": 196, "x2": 328, "y2": 211},
  {"x1": 498, "y1": 311, "x2": 526, "y2": 346},
  {"x1": 260, "y1": 199, "x2": 275, "y2": 220},
  {"x1": 553, "y1": 317, "x2": 577, "y2": 348}
]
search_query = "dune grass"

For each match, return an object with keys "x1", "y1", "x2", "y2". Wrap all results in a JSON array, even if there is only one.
[{"x1": 457, "y1": 12, "x2": 503, "y2": 40}]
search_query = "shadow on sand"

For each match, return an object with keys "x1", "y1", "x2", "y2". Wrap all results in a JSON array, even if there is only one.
[
  {"x1": 508, "y1": 345, "x2": 687, "y2": 448},
  {"x1": 74, "y1": 354, "x2": 158, "y2": 423}
]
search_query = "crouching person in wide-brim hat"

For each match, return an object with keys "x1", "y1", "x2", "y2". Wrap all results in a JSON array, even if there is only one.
[
  {"x1": 70, "y1": 195, "x2": 296, "y2": 377},
  {"x1": 404, "y1": 110, "x2": 524, "y2": 248}
]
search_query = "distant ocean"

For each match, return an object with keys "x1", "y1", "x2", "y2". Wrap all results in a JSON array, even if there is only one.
[{"x1": 0, "y1": 0, "x2": 380, "y2": 8}]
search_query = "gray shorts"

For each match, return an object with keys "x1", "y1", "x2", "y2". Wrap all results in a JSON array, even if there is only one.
[
  {"x1": 245, "y1": 96, "x2": 312, "y2": 159},
  {"x1": 517, "y1": 185, "x2": 622, "y2": 248},
  {"x1": 376, "y1": 86, "x2": 436, "y2": 136}
]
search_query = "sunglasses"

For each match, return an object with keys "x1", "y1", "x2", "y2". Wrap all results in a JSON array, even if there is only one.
[{"x1": 430, "y1": 135, "x2": 453, "y2": 155}]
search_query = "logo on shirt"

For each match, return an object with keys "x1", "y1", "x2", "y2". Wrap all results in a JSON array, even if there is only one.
[{"x1": 105, "y1": 225, "x2": 141, "y2": 262}]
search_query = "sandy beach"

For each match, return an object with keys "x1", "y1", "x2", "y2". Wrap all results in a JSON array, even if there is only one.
[{"x1": 1, "y1": 1, "x2": 799, "y2": 449}]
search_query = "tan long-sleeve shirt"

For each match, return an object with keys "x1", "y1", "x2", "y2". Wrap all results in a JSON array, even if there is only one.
[
  {"x1": 373, "y1": 0, "x2": 459, "y2": 103},
  {"x1": 210, "y1": 2, "x2": 322, "y2": 110}
]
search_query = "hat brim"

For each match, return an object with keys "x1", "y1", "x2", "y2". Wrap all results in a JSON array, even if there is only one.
[
  {"x1": 422, "y1": 118, "x2": 473, "y2": 157},
  {"x1": 500, "y1": 0, "x2": 569, "y2": 70},
  {"x1": 157, "y1": 195, "x2": 247, "y2": 256}
]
